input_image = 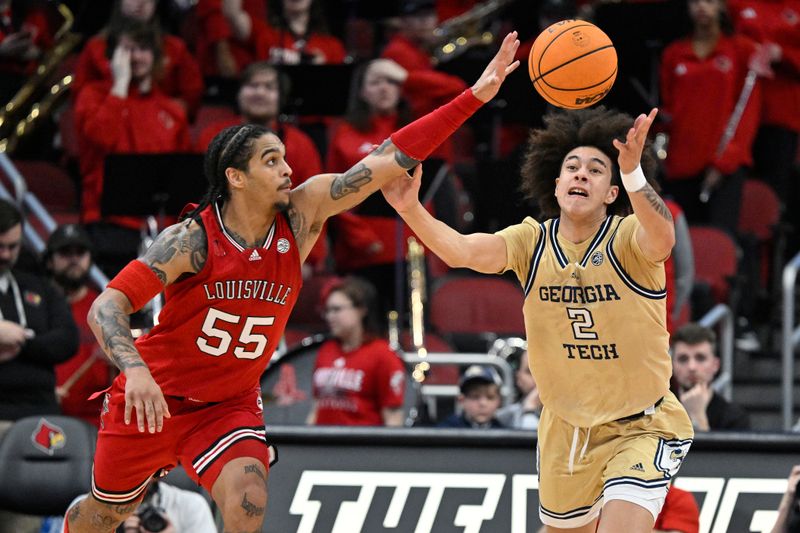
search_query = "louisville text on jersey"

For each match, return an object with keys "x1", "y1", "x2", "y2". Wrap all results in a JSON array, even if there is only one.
[{"x1": 203, "y1": 279, "x2": 293, "y2": 305}]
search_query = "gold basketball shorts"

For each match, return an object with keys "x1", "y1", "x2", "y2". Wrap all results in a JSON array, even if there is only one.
[{"x1": 537, "y1": 391, "x2": 694, "y2": 528}]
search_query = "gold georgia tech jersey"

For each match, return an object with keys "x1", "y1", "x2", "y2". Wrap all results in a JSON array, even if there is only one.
[{"x1": 496, "y1": 214, "x2": 672, "y2": 428}]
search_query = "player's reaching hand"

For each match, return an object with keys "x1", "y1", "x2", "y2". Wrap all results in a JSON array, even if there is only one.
[
  {"x1": 381, "y1": 164, "x2": 423, "y2": 214},
  {"x1": 125, "y1": 367, "x2": 171, "y2": 433},
  {"x1": 612, "y1": 108, "x2": 657, "y2": 174},
  {"x1": 470, "y1": 31, "x2": 521, "y2": 103}
]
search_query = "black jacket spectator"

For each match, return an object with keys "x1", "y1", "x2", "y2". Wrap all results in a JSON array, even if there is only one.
[{"x1": 0, "y1": 270, "x2": 79, "y2": 419}]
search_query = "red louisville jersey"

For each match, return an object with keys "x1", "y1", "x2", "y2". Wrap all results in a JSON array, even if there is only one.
[
  {"x1": 313, "y1": 338, "x2": 406, "y2": 426},
  {"x1": 130, "y1": 202, "x2": 302, "y2": 402}
]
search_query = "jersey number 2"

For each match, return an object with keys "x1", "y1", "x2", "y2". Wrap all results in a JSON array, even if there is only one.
[
  {"x1": 566, "y1": 308, "x2": 598, "y2": 340},
  {"x1": 196, "y1": 308, "x2": 275, "y2": 359}
]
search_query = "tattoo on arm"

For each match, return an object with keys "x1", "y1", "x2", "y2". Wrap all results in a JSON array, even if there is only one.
[
  {"x1": 244, "y1": 463, "x2": 267, "y2": 483},
  {"x1": 394, "y1": 149, "x2": 421, "y2": 170},
  {"x1": 635, "y1": 183, "x2": 673, "y2": 223},
  {"x1": 95, "y1": 299, "x2": 146, "y2": 371},
  {"x1": 241, "y1": 492, "x2": 265, "y2": 517},
  {"x1": 142, "y1": 222, "x2": 208, "y2": 280},
  {"x1": 371, "y1": 138, "x2": 391, "y2": 155},
  {"x1": 330, "y1": 163, "x2": 373, "y2": 200}
]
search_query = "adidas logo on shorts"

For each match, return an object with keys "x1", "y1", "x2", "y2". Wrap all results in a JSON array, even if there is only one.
[{"x1": 630, "y1": 462, "x2": 645, "y2": 472}]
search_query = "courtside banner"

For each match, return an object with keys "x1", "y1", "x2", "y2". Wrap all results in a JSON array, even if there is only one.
[{"x1": 263, "y1": 427, "x2": 800, "y2": 533}]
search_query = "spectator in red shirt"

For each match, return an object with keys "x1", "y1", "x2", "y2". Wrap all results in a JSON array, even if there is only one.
[
  {"x1": 308, "y1": 277, "x2": 407, "y2": 427},
  {"x1": 46, "y1": 224, "x2": 114, "y2": 427},
  {"x1": 382, "y1": 0, "x2": 468, "y2": 119},
  {"x1": 72, "y1": 0, "x2": 203, "y2": 119},
  {"x1": 326, "y1": 58, "x2": 462, "y2": 316},
  {"x1": 262, "y1": 0, "x2": 346, "y2": 65},
  {"x1": 729, "y1": 0, "x2": 800, "y2": 236},
  {"x1": 195, "y1": 61, "x2": 327, "y2": 271},
  {"x1": 653, "y1": 485, "x2": 700, "y2": 533},
  {"x1": 74, "y1": 20, "x2": 190, "y2": 276},
  {"x1": 660, "y1": 0, "x2": 766, "y2": 235},
  {"x1": 195, "y1": 0, "x2": 269, "y2": 77},
  {"x1": 199, "y1": 0, "x2": 345, "y2": 77}
]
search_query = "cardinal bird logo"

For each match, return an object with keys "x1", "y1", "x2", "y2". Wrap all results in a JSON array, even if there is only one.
[{"x1": 30, "y1": 418, "x2": 66, "y2": 456}]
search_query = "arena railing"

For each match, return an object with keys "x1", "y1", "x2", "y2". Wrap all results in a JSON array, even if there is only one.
[
  {"x1": 781, "y1": 250, "x2": 800, "y2": 430},
  {"x1": 700, "y1": 303, "x2": 734, "y2": 401},
  {"x1": 0, "y1": 153, "x2": 109, "y2": 289},
  {"x1": 401, "y1": 352, "x2": 516, "y2": 408}
]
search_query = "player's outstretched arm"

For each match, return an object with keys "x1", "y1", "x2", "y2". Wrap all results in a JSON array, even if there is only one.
[
  {"x1": 87, "y1": 221, "x2": 206, "y2": 433},
  {"x1": 288, "y1": 32, "x2": 521, "y2": 237},
  {"x1": 613, "y1": 108, "x2": 675, "y2": 261},
  {"x1": 382, "y1": 165, "x2": 508, "y2": 274}
]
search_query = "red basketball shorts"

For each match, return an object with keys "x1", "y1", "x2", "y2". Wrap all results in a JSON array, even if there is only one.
[{"x1": 91, "y1": 381, "x2": 276, "y2": 505}]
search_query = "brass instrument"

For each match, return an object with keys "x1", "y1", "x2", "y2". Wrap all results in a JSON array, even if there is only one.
[
  {"x1": 406, "y1": 237, "x2": 429, "y2": 382},
  {"x1": 431, "y1": 0, "x2": 514, "y2": 64},
  {"x1": 0, "y1": 4, "x2": 82, "y2": 154}
]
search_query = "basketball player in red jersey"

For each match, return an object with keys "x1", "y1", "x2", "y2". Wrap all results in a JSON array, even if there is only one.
[{"x1": 64, "y1": 32, "x2": 520, "y2": 533}]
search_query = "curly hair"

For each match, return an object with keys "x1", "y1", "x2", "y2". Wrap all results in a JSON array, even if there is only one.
[{"x1": 519, "y1": 106, "x2": 659, "y2": 219}]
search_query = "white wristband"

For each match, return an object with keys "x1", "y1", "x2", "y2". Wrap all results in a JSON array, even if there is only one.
[{"x1": 621, "y1": 164, "x2": 647, "y2": 192}]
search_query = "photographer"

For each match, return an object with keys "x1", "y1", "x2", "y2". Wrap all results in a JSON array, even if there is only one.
[
  {"x1": 772, "y1": 465, "x2": 800, "y2": 533},
  {"x1": 63, "y1": 480, "x2": 215, "y2": 533}
]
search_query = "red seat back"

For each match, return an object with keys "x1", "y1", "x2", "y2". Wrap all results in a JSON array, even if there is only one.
[
  {"x1": 689, "y1": 226, "x2": 739, "y2": 304},
  {"x1": 430, "y1": 276, "x2": 525, "y2": 337},
  {"x1": 738, "y1": 179, "x2": 780, "y2": 242}
]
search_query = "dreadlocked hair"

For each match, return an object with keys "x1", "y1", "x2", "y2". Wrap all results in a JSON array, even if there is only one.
[
  {"x1": 519, "y1": 106, "x2": 659, "y2": 219},
  {"x1": 183, "y1": 124, "x2": 275, "y2": 221}
]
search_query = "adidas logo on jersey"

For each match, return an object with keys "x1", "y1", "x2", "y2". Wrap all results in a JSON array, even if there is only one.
[
  {"x1": 630, "y1": 462, "x2": 645, "y2": 472},
  {"x1": 249, "y1": 249, "x2": 262, "y2": 261}
]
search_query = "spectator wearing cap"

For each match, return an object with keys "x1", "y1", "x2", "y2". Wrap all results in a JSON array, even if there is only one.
[
  {"x1": 45, "y1": 224, "x2": 114, "y2": 427},
  {"x1": 0, "y1": 200, "x2": 78, "y2": 427},
  {"x1": 496, "y1": 347, "x2": 541, "y2": 430},
  {"x1": 438, "y1": 365, "x2": 505, "y2": 429}
]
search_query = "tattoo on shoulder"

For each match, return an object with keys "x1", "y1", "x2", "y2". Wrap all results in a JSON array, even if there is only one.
[
  {"x1": 636, "y1": 183, "x2": 673, "y2": 223},
  {"x1": 330, "y1": 163, "x2": 373, "y2": 200},
  {"x1": 394, "y1": 149, "x2": 420, "y2": 170},
  {"x1": 142, "y1": 222, "x2": 207, "y2": 279}
]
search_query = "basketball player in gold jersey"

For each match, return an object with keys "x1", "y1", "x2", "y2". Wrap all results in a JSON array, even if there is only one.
[{"x1": 382, "y1": 106, "x2": 693, "y2": 532}]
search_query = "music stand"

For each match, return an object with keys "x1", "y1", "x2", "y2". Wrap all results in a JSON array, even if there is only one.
[
  {"x1": 101, "y1": 153, "x2": 207, "y2": 226},
  {"x1": 277, "y1": 64, "x2": 355, "y2": 116}
]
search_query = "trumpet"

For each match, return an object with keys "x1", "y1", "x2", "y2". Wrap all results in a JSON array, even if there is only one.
[
  {"x1": 0, "y1": 4, "x2": 82, "y2": 154},
  {"x1": 431, "y1": 0, "x2": 514, "y2": 64}
]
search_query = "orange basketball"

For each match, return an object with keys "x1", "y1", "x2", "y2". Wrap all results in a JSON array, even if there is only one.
[{"x1": 528, "y1": 19, "x2": 617, "y2": 109}]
